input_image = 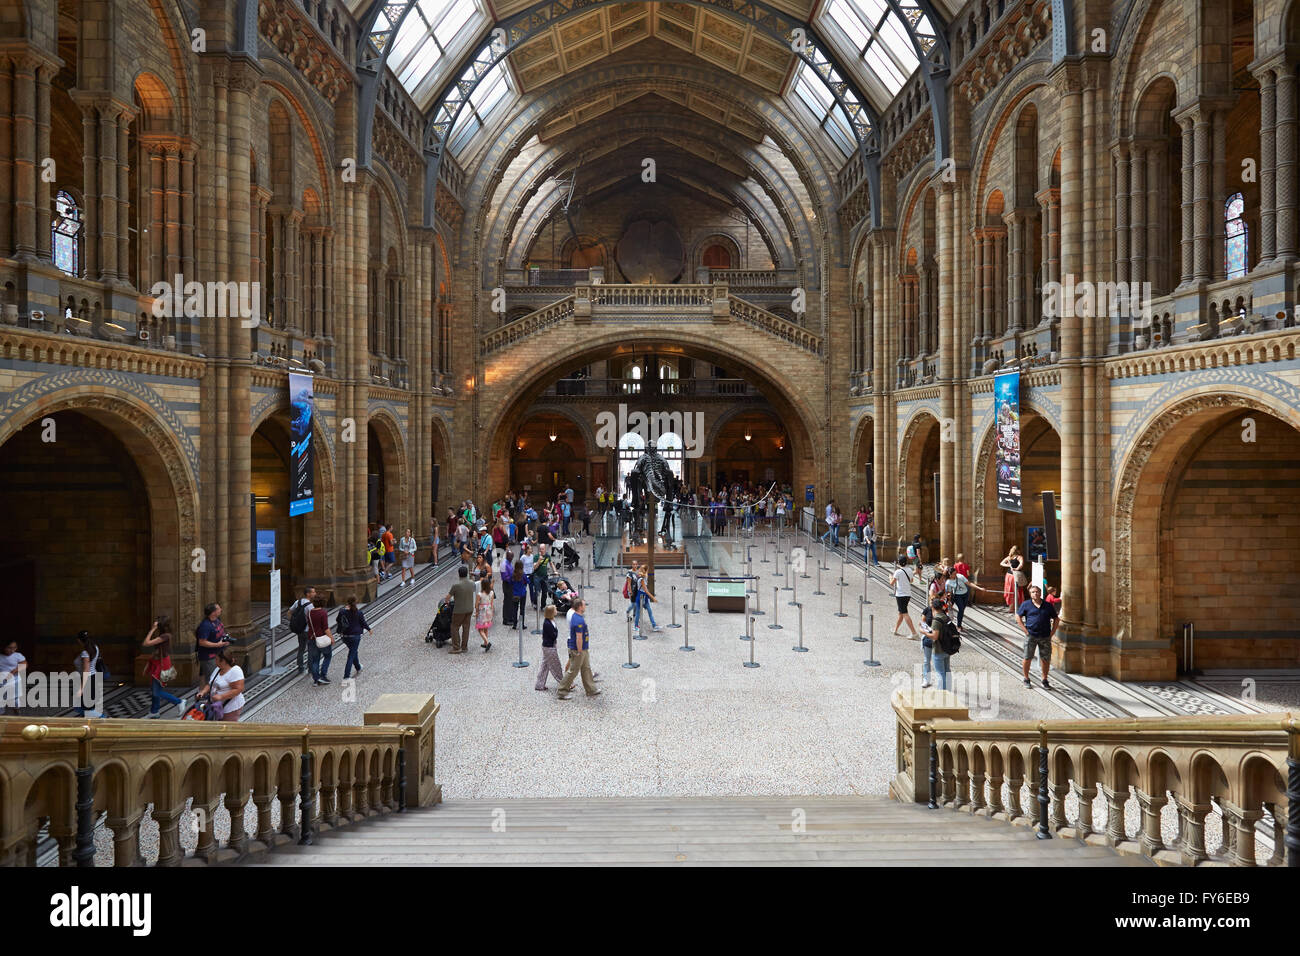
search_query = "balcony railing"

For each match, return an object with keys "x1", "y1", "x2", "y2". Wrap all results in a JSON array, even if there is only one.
[
  {"x1": 892, "y1": 690, "x2": 1298, "y2": 867},
  {"x1": 542, "y1": 377, "x2": 759, "y2": 399},
  {"x1": 2, "y1": 694, "x2": 440, "y2": 866}
]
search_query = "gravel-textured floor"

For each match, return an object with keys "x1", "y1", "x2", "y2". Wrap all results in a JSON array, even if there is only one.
[{"x1": 249, "y1": 554, "x2": 1068, "y2": 800}]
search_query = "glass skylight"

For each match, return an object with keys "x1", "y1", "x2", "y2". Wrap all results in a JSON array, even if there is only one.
[
  {"x1": 820, "y1": 0, "x2": 930, "y2": 103},
  {"x1": 449, "y1": 61, "x2": 513, "y2": 156},
  {"x1": 379, "y1": 0, "x2": 489, "y2": 110},
  {"x1": 794, "y1": 65, "x2": 856, "y2": 158}
]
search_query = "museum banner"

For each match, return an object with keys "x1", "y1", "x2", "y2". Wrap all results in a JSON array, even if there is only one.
[
  {"x1": 994, "y1": 370, "x2": 1022, "y2": 513},
  {"x1": 289, "y1": 372, "x2": 315, "y2": 516}
]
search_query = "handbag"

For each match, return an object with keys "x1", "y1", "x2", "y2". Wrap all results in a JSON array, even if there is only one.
[
  {"x1": 1013, "y1": 568, "x2": 1029, "y2": 587},
  {"x1": 315, "y1": 633, "x2": 332, "y2": 649}
]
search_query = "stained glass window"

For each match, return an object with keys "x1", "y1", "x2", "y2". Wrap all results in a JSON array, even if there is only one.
[
  {"x1": 53, "y1": 190, "x2": 81, "y2": 276},
  {"x1": 1224, "y1": 192, "x2": 1247, "y2": 279}
]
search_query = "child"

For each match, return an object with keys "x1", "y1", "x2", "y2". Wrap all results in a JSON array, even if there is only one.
[
  {"x1": 535, "y1": 605, "x2": 563, "y2": 691},
  {"x1": 848, "y1": 527, "x2": 860, "y2": 547},
  {"x1": 1045, "y1": 586, "x2": 1062, "y2": 610},
  {"x1": 474, "y1": 577, "x2": 493, "y2": 651}
]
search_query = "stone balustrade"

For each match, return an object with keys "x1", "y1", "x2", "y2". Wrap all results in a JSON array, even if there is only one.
[
  {"x1": 480, "y1": 284, "x2": 824, "y2": 356},
  {"x1": 0, "y1": 693, "x2": 440, "y2": 866},
  {"x1": 891, "y1": 689, "x2": 1298, "y2": 866}
]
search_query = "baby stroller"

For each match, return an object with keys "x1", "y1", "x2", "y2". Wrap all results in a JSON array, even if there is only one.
[
  {"x1": 426, "y1": 598, "x2": 454, "y2": 647},
  {"x1": 561, "y1": 539, "x2": 580, "y2": 571},
  {"x1": 550, "y1": 579, "x2": 577, "y2": 614}
]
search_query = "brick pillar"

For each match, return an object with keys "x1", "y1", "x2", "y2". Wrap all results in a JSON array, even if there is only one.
[
  {"x1": 1128, "y1": 146, "x2": 1145, "y2": 289},
  {"x1": 0, "y1": 53, "x2": 12, "y2": 257},
  {"x1": 1191, "y1": 108, "x2": 1213, "y2": 283},
  {"x1": 1004, "y1": 211, "x2": 1023, "y2": 333},
  {"x1": 116, "y1": 110, "x2": 131, "y2": 283},
  {"x1": 1053, "y1": 63, "x2": 1085, "y2": 672}
]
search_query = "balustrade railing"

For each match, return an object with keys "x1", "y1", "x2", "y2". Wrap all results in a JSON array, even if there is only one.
[
  {"x1": 2, "y1": 695, "x2": 440, "y2": 866},
  {"x1": 583, "y1": 283, "x2": 719, "y2": 309},
  {"x1": 726, "y1": 296, "x2": 823, "y2": 355},
  {"x1": 892, "y1": 690, "x2": 1298, "y2": 867}
]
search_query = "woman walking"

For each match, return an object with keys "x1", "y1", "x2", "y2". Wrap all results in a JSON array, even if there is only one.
[
  {"x1": 200, "y1": 648, "x2": 246, "y2": 721},
  {"x1": 308, "y1": 605, "x2": 335, "y2": 685},
  {"x1": 892, "y1": 556, "x2": 919, "y2": 638},
  {"x1": 474, "y1": 577, "x2": 494, "y2": 651},
  {"x1": 0, "y1": 639, "x2": 28, "y2": 715},
  {"x1": 141, "y1": 616, "x2": 185, "y2": 718},
  {"x1": 1000, "y1": 546, "x2": 1026, "y2": 612},
  {"x1": 338, "y1": 596, "x2": 372, "y2": 679},
  {"x1": 535, "y1": 605, "x2": 563, "y2": 690},
  {"x1": 399, "y1": 528, "x2": 417, "y2": 587}
]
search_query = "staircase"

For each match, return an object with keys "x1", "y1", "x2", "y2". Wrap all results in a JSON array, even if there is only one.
[{"x1": 244, "y1": 796, "x2": 1151, "y2": 866}]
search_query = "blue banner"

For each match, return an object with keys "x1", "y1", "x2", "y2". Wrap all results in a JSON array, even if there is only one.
[
  {"x1": 994, "y1": 371, "x2": 1021, "y2": 513},
  {"x1": 289, "y1": 372, "x2": 314, "y2": 516}
]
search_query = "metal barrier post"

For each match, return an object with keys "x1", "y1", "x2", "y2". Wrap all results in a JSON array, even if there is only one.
[
  {"x1": 623, "y1": 618, "x2": 639, "y2": 669},
  {"x1": 740, "y1": 591, "x2": 752, "y2": 641},
  {"x1": 680, "y1": 606, "x2": 694, "y2": 652},
  {"x1": 512, "y1": 607, "x2": 529, "y2": 668},
  {"x1": 814, "y1": 561, "x2": 825, "y2": 596},
  {"x1": 690, "y1": 579, "x2": 699, "y2": 614},
  {"x1": 743, "y1": 611, "x2": 759, "y2": 668},
  {"x1": 792, "y1": 603, "x2": 807, "y2": 653},
  {"x1": 605, "y1": 571, "x2": 617, "y2": 615},
  {"x1": 783, "y1": 560, "x2": 792, "y2": 592},
  {"x1": 751, "y1": 577, "x2": 764, "y2": 616},
  {"x1": 855, "y1": 595, "x2": 866, "y2": 643},
  {"x1": 864, "y1": 611, "x2": 880, "y2": 667},
  {"x1": 789, "y1": 571, "x2": 799, "y2": 606},
  {"x1": 669, "y1": 586, "x2": 681, "y2": 628},
  {"x1": 835, "y1": 579, "x2": 848, "y2": 618},
  {"x1": 767, "y1": 588, "x2": 783, "y2": 630}
]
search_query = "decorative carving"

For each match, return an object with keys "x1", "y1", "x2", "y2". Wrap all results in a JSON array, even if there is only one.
[{"x1": 259, "y1": 1, "x2": 350, "y2": 104}]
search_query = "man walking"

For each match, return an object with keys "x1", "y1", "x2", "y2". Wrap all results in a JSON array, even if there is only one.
[
  {"x1": 446, "y1": 566, "x2": 476, "y2": 654},
  {"x1": 556, "y1": 599, "x2": 600, "y2": 700},
  {"x1": 1018, "y1": 585, "x2": 1060, "y2": 689},
  {"x1": 194, "y1": 602, "x2": 229, "y2": 683},
  {"x1": 288, "y1": 586, "x2": 317, "y2": 675}
]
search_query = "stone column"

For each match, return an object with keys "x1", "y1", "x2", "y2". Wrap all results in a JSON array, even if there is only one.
[
  {"x1": 1128, "y1": 146, "x2": 1146, "y2": 289},
  {"x1": 116, "y1": 109, "x2": 131, "y2": 282},
  {"x1": 224, "y1": 61, "x2": 259, "y2": 638},
  {"x1": 1172, "y1": 120, "x2": 1191, "y2": 289},
  {"x1": 146, "y1": 143, "x2": 164, "y2": 287},
  {"x1": 1004, "y1": 211, "x2": 1023, "y2": 333},
  {"x1": 1276, "y1": 68, "x2": 1297, "y2": 259},
  {"x1": 1054, "y1": 62, "x2": 1085, "y2": 672},
  {"x1": 0, "y1": 54, "x2": 12, "y2": 257},
  {"x1": 1255, "y1": 65, "x2": 1277, "y2": 264},
  {"x1": 10, "y1": 53, "x2": 37, "y2": 260},
  {"x1": 980, "y1": 230, "x2": 994, "y2": 340},
  {"x1": 34, "y1": 59, "x2": 52, "y2": 261},
  {"x1": 1192, "y1": 108, "x2": 1213, "y2": 283},
  {"x1": 1211, "y1": 108, "x2": 1226, "y2": 280},
  {"x1": 937, "y1": 183, "x2": 956, "y2": 558}
]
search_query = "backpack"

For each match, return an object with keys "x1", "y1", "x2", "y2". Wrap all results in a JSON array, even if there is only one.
[
  {"x1": 622, "y1": 575, "x2": 632, "y2": 599},
  {"x1": 937, "y1": 620, "x2": 962, "y2": 656},
  {"x1": 289, "y1": 600, "x2": 308, "y2": 635},
  {"x1": 906, "y1": 544, "x2": 917, "y2": 560}
]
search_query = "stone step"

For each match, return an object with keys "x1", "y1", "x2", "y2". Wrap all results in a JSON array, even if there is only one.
[{"x1": 241, "y1": 797, "x2": 1147, "y2": 866}]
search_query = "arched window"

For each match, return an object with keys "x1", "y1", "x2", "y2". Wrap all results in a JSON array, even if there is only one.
[
  {"x1": 53, "y1": 190, "x2": 82, "y2": 277},
  {"x1": 701, "y1": 244, "x2": 731, "y2": 269},
  {"x1": 1224, "y1": 193, "x2": 1248, "y2": 280}
]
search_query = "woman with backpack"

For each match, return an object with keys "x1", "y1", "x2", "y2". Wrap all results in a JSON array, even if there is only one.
[
  {"x1": 337, "y1": 596, "x2": 372, "y2": 679},
  {"x1": 141, "y1": 615, "x2": 185, "y2": 718}
]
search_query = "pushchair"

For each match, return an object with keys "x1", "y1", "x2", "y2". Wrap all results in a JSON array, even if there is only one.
[
  {"x1": 549, "y1": 578, "x2": 577, "y2": 614},
  {"x1": 426, "y1": 598, "x2": 454, "y2": 647},
  {"x1": 560, "y1": 540, "x2": 581, "y2": 570}
]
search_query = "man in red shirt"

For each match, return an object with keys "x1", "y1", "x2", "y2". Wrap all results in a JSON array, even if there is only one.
[{"x1": 381, "y1": 525, "x2": 396, "y2": 581}]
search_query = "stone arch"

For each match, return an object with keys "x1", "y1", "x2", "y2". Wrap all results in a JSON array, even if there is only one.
[
  {"x1": 367, "y1": 407, "x2": 411, "y2": 529},
  {"x1": 897, "y1": 408, "x2": 941, "y2": 553},
  {"x1": 850, "y1": 412, "x2": 875, "y2": 511},
  {"x1": 251, "y1": 400, "x2": 339, "y2": 577},
  {"x1": 693, "y1": 233, "x2": 743, "y2": 272},
  {"x1": 259, "y1": 72, "x2": 338, "y2": 218},
  {"x1": 971, "y1": 395, "x2": 1063, "y2": 584},
  {"x1": 482, "y1": 331, "x2": 823, "y2": 498},
  {"x1": 1112, "y1": 386, "x2": 1300, "y2": 677},
  {"x1": 0, "y1": 384, "x2": 199, "y2": 634}
]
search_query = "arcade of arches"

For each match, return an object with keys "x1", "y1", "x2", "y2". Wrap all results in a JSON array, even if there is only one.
[{"x1": 1, "y1": 0, "x2": 1299, "y2": 687}]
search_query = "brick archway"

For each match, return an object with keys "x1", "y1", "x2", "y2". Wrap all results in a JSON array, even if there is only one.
[
  {"x1": 251, "y1": 402, "x2": 338, "y2": 578},
  {"x1": 367, "y1": 408, "x2": 410, "y2": 530},
  {"x1": 1112, "y1": 390, "x2": 1300, "y2": 679},
  {"x1": 481, "y1": 332, "x2": 824, "y2": 500},
  {"x1": 0, "y1": 388, "x2": 200, "y2": 635}
]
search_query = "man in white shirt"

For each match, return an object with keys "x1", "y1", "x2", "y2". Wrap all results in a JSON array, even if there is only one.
[{"x1": 892, "y1": 557, "x2": 918, "y2": 638}]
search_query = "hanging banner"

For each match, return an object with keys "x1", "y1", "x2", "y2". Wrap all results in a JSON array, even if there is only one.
[
  {"x1": 994, "y1": 370, "x2": 1022, "y2": 513},
  {"x1": 289, "y1": 372, "x2": 315, "y2": 516}
]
